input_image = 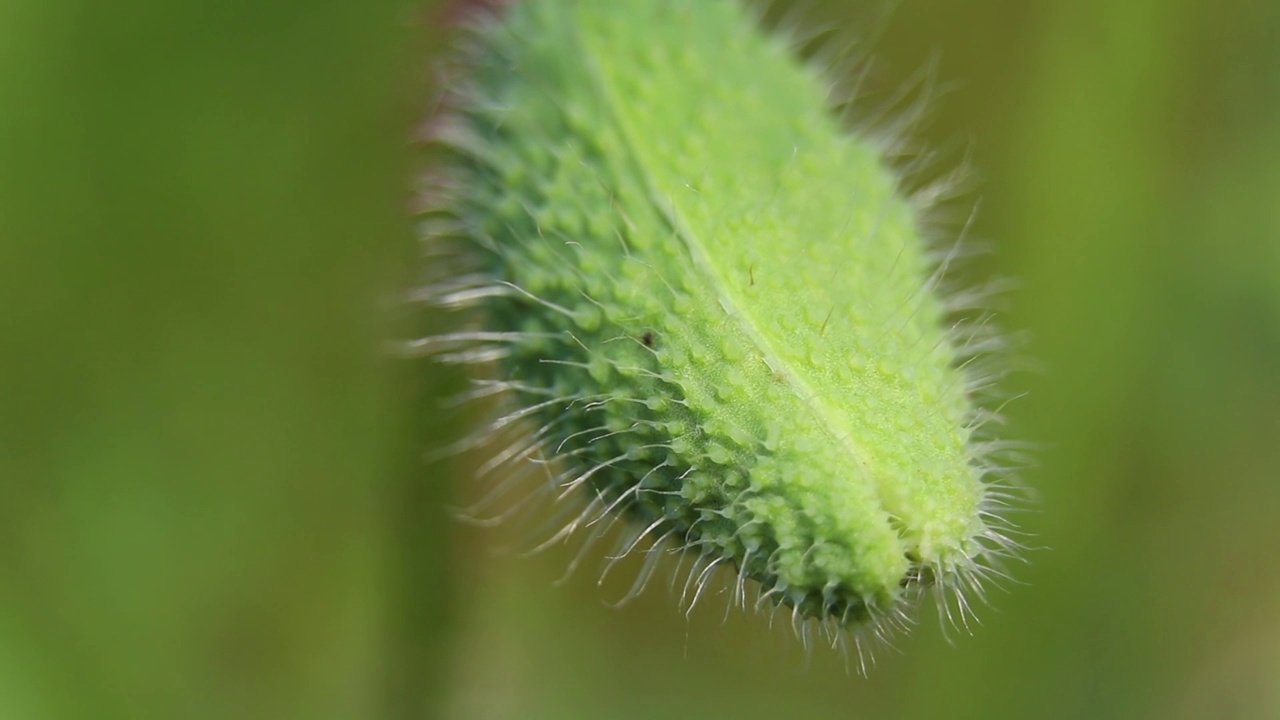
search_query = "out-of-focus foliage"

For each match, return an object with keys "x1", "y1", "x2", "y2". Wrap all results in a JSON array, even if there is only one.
[
  {"x1": 0, "y1": 1, "x2": 451, "y2": 718},
  {"x1": 2, "y1": 0, "x2": 1278, "y2": 719}
]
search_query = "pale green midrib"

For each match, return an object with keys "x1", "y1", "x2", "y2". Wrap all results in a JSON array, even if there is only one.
[{"x1": 572, "y1": 18, "x2": 909, "y2": 555}]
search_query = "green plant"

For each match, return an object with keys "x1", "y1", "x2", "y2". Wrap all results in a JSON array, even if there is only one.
[{"x1": 417, "y1": 0, "x2": 1021, "y2": 665}]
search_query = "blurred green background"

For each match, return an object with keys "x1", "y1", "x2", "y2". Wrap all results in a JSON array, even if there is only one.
[{"x1": 2, "y1": 0, "x2": 1278, "y2": 718}]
